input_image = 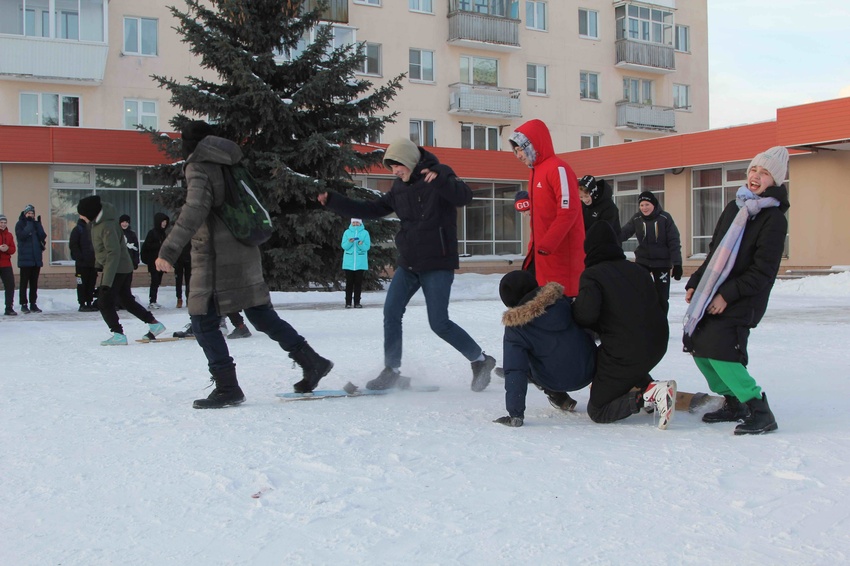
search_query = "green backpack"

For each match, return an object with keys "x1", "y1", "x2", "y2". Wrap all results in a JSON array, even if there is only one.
[{"x1": 215, "y1": 163, "x2": 273, "y2": 247}]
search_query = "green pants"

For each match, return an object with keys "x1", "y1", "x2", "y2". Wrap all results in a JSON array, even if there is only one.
[{"x1": 693, "y1": 357, "x2": 762, "y2": 403}]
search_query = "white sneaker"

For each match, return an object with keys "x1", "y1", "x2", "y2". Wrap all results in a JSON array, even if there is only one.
[
  {"x1": 643, "y1": 380, "x2": 677, "y2": 430},
  {"x1": 148, "y1": 302, "x2": 162, "y2": 309}
]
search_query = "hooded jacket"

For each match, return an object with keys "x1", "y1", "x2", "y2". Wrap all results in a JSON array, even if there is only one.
[
  {"x1": 341, "y1": 221, "x2": 371, "y2": 271},
  {"x1": 512, "y1": 120, "x2": 585, "y2": 296},
  {"x1": 683, "y1": 184, "x2": 790, "y2": 364},
  {"x1": 325, "y1": 147, "x2": 471, "y2": 272},
  {"x1": 89, "y1": 202, "x2": 134, "y2": 287},
  {"x1": 69, "y1": 218, "x2": 96, "y2": 268},
  {"x1": 502, "y1": 282, "x2": 596, "y2": 418},
  {"x1": 0, "y1": 223, "x2": 15, "y2": 268},
  {"x1": 15, "y1": 211, "x2": 47, "y2": 268},
  {"x1": 141, "y1": 212, "x2": 170, "y2": 272},
  {"x1": 582, "y1": 178, "x2": 620, "y2": 236},
  {"x1": 620, "y1": 200, "x2": 682, "y2": 270},
  {"x1": 158, "y1": 135, "x2": 270, "y2": 316}
]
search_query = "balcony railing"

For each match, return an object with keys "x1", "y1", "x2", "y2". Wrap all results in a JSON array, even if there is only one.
[
  {"x1": 615, "y1": 39, "x2": 675, "y2": 73},
  {"x1": 447, "y1": 10, "x2": 520, "y2": 51},
  {"x1": 303, "y1": 0, "x2": 348, "y2": 23},
  {"x1": 616, "y1": 101, "x2": 676, "y2": 132},
  {"x1": 449, "y1": 83, "x2": 521, "y2": 118},
  {"x1": 0, "y1": 36, "x2": 108, "y2": 84}
]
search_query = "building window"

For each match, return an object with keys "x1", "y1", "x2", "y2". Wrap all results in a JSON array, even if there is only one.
[
  {"x1": 623, "y1": 77, "x2": 653, "y2": 104},
  {"x1": 409, "y1": 0, "x2": 433, "y2": 13},
  {"x1": 410, "y1": 119, "x2": 436, "y2": 146},
  {"x1": 458, "y1": 181, "x2": 523, "y2": 256},
  {"x1": 354, "y1": 0, "x2": 381, "y2": 5},
  {"x1": 673, "y1": 84, "x2": 690, "y2": 109},
  {"x1": 527, "y1": 64, "x2": 547, "y2": 95},
  {"x1": 409, "y1": 49, "x2": 435, "y2": 82},
  {"x1": 124, "y1": 99, "x2": 157, "y2": 130},
  {"x1": 358, "y1": 42, "x2": 382, "y2": 76},
  {"x1": 460, "y1": 55, "x2": 498, "y2": 87},
  {"x1": 616, "y1": 4, "x2": 673, "y2": 46},
  {"x1": 20, "y1": 93, "x2": 80, "y2": 127},
  {"x1": 0, "y1": 0, "x2": 105, "y2": 41},
  {"x1": 274, "y1": 24, "x2": 355, "y2": 62},
  {"x1": 526, "y1": 1, "x2": 546, "y2": 31},
  {"x1": 123, "y1": 17, "x2": 158, "y2": 55},
  {"x1": 580, "y1": 71, "x2": 599, "y2": 100},
  {"x1": 456, "y1": 0, "x2": 516, "y2": 17},
  {"x1": 580, "y1": 134, "x2": 601, "y2": 150},
  {"x1": 613, "y1": 174, "x2": 665, "y2": 253},
  {"x1": 578, "y1": 8, "x2": 598, "y2": 38},
  {"x1": 675, "y1": 24, "x2": 690, "y2": 52},
  {"x1": 461, "y1": 124, "x2": 499, "y2": 150}
]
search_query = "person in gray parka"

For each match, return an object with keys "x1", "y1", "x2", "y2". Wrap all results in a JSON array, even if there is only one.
[{"x1": 155, "y1": 121, "x2": 333, "y2": 409}]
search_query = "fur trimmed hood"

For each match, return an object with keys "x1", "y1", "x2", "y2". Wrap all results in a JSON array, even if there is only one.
[{"x1": 502, "y1": 282, "x2": 564, "y2": 327}]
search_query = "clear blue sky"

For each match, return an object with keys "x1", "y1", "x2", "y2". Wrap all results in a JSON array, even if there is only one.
[{"x1": 708, "y1": 0, "x2": 850, "y2": 129}]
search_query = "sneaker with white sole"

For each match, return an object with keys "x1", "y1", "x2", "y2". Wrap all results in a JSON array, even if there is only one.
[
  {"x1": 148, "y1": 322, "x2": 166, "y2": 337},
  {"x1": 101, "y1": 332, "x2": 128, "y2": 346},
  {"x1": 643, "y1": 380, "x2": 677, "y2": 430},
  {"x1": 148, "y1": 302, "x2": 162, "y2": 310}
]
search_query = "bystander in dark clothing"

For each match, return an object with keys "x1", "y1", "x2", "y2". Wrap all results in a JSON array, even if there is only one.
[
  {"x1": 15, "y1": 204, "x2": 47, "y2": 313},
  {"x1": 174, "y1": 243, "x2": 191, "y2": 308},
  {"x1": 69, "y1": 217, "x2": 98, "y2": 311},
  {"x1": 141, "y1": 212, "x2": 169, "y2": 309}
]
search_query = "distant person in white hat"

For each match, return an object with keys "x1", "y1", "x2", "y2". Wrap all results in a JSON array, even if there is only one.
[{"x1": 341, "y1": 218, "x2": 370, "y2": 309}]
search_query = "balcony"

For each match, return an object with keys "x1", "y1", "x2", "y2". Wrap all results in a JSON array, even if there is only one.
[
  {"x1": 447, "y1": 9, "x2": 520, "y2": 52},
  {"x1": 303, "y1": 0, "x2": 348, "y2": 23},
  {"x1": 0, "y1": 35, "x2": 108, "y2": 84},
  {"x1": 616, "y1": 101, "x2": 676, "y2": 132},
  {"x1": 449, "y1": 83, "x2": 521, "y2": 118},
  {"x1": 615, "y1": 39, "x2": 675, "y2": 74}
]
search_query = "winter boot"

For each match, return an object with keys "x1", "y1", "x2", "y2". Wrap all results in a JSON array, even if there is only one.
[
  {"x1": 734, "y1": 393, "x2": 778, "y2": 435},
  {"x1": 289, "y1": 341, "x2": 334, "y2": 393},
  {"x1": 30, "y1": 304, "x2": 42, "y2": 313},
  {"x1": 101, "y1": 332, "x2": 128, "y2": 346},
  {"x1": 470, "y1": 353, "x2": 496, "y2": 392},
  {"x1": 642, "y1": 380, "x2": 677, "y2": 430},
  {"x1": 176, "y1": 298, "x2": 183, "y2": 308},
  {"x1": 5, "y1": 308, "x2": 17, "y2": 316},
  {"x1": 21, "y1": 304, "x2": 30, "y2": 314},
  {"x1": 367, "y1": 367, "x2": 401, "y2": 390},
  {"x1": 546, "y1": 390, "x2": 578, "y2": 412},
  {"x1": 173, "y1": 323, "x2": 194, "y2": 339},
  {"x1": 227, "y1": 324, "x2": 252, "y2": 339},
  {"x1": 193, "y1": 368, "x2": 245, "y2": 409},
  {"x1": 702, "y1": 395, "x2": 750, "y2": 423}
]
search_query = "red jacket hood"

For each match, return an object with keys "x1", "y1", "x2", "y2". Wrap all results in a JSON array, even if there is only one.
[{"x1": 515, "y1": 119, "x2": 555, "y2": 165}]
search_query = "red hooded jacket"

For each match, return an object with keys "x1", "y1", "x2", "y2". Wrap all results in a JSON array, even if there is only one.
[
  {"x1": 513, "y1": 119, "x2": 585, "y2": 296},
  {"x1": 0, "y1": 224, "x2": 16, "y2": 268}
]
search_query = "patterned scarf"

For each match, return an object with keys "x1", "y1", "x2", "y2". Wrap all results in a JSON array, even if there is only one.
[{"x1": 683, "y1": 186, "x2": 780, "y2": 337}]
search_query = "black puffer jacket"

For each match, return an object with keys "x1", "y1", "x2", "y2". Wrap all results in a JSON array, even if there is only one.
[
  {"x1": 69, "y1": 218, "x2": 96, "y2": 267},
  {"x1": 683, "y1": 184, "x2": 790, "y2": 364},
  {"x1": 325, "y1": 148, "x2": 471, "y2": 272},
  {"x1": 620, "y1": 207, "x2": 682, "y2": 270},
  {"x1": 582, "y1": 178, "x2": 620, "y2": 236},
  {"x1": 141, "y1": 212, "x2": 170, "y2": 272}
]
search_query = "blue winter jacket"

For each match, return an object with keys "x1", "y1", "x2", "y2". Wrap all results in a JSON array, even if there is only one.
[
  {"x1": 15, "y1": 211, "x2": 47, "y2": 268},
  {"x1": 502, "y1": 282, "x2": 597, "y2": 418},
  {"x1": 341, "y1": 222, "x2": 371, "y2": 271}
]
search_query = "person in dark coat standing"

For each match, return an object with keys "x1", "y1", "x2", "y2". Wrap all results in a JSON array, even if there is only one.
[
  {"x1": 620, "y1": 191, "x2": 682, "y2": 313},
  {"x1": 119, "y1": 214, "x2": 141, "y2": 305},
  {"x1": 15, "y1": 204, "x2": 47, "y2": 313},
  {"x1": 141, "y1": 212, "x2": 169, "y2": 309},
  {"x1": 0, "y1": 214, "x2": 17, "y2": 315},
  {"x1": 579, "y1": 175, "x2": 620, "y2": 236},
  {"x1": 173, "y1": 243, "x2": 191, "y2": 308},
  {"x1": 683, "y1": 146, "x2": 789, "y2": 435},
  {"x1": 318, "y1": 138, "x2": 496, "y2": 393},
  {"x1": 493, "y1": 270, "x2": 596, "y2": 427},
  {"x1": 572, "y1": 222, "x2": 676, "y2": 429},
  {"x1": 69, "y1": 216, "x2": 97, "y2": 311},
  {"x1": 155, "y1": 121, "x2": 333, "y2": 408}
]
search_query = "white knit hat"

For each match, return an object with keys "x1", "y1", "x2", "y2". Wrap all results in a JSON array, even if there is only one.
[{"x1": 749, "y1": 146, "x2": 789, "y2": 186}]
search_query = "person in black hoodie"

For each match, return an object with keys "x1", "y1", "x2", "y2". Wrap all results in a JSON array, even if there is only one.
[
  {"x1": 572, "y1": 222, "x2": 676, "y2": 429},
  {"x1": 140, "y1": 212, "x2": 169, "y2": 309},
  {"x1": 620, "y1": 191, "x2": 682, "y2": 313},
  {"x1": 493, "y1": 270, "x2": 596, "y2": 427},
  {"x1": 69, "y1": 216, "x2": 97, "y2": 311},
  {"x1": 318, "y1": 138, "x2": 496, "y2": 393},
  {"x1": 579, "y1": 175, "x2": 620, "y2": 236}
]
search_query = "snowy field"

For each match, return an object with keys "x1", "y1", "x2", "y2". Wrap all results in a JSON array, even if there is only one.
[{"x1": 2, "y1": 272, "x2": 850, "y2": 565}]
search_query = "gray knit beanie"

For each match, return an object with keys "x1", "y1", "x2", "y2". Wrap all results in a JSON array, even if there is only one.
[{"x1": 383, "y1": 138, "x2": 421, "y2": 171}]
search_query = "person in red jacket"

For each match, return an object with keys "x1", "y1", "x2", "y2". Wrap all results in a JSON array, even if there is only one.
[
  {"x1": 0, "y1": 214, "x2": 17, "y2": 315},
  {"x1": 509, "y1": 120, "x2": 585, "y2": 296}
]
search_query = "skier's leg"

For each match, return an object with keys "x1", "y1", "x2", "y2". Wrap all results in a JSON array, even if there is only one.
[{"x1": 382, "y1": 268, "x2": 420, "y2": 369}]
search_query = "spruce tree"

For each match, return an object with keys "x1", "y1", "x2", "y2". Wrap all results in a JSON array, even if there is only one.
[{"x1": 149, "y1": 0, "x2": 402, "y2": 290}]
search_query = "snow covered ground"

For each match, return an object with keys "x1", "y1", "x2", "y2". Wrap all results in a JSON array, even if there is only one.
[{"x1": 3, "y1": 272, "x2": 850, "y2": 565}]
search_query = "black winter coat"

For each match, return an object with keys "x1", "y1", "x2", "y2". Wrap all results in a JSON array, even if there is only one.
[
  {"x1": 141, "y1": 212, "x2": 169, "y2": 272},
  {"x1": 325, "y1": 149, "x2": 471, "y2": 272},
  {"x1": 683, "y1": 185, "x2": 790, "y2": 364},
  {"x1": 123, "y1": 227, "x2": 140, "y2": 269},
  {"x1": 620, "y1": 207, "x2": 682, "y2": 270},
  {"x1": 69, "y1": 218, "x2": 96, "y2": 267},
  {"x1": 582, "y1": 179, "x2": 620, "y2": 236},
  {"x1": 502, "y1": 282, "x2": 596, "y2": 418},
  {"x1": 15, "y1": 212, "x2": 47, "y2": 268}
]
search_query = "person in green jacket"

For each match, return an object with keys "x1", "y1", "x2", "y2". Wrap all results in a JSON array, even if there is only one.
[{"x1": 77, "y1": 195, "x2": 165, "y2": 346}]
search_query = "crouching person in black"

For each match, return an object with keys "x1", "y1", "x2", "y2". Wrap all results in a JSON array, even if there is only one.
[
  {"x1": 572, "y1": 222, "x2": 677, "y2": 430},
  {"x1": 493, "y1": 270, "x2": 596, "y2": 427}
]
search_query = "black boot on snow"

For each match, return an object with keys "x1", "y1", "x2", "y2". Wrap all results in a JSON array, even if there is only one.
[
  {"x1": 470, "y1": 353, "x2": 496, "y2": 392},
  {"x1": 702, "y1": 395, "x2": 750, "y2": 423},
  {"x1": 366, "y1": 367, "x2": 401, "y2": 390},
  {"x1": 193, "y1": 368, "x2": 245, "y2": 409},
  {"x1": 289, "y1": 341, "x2": 334, "y2": 393},
  {"x1": 546, "y1": 390, "x2": 578, "y2": 412},
  {"x1": 734, "y1": 393, "x2": 778, "y2": 435}
]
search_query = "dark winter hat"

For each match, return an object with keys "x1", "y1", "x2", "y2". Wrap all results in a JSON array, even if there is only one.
[
  {"x1": 119, "y1": 214, "x2": 131, "y2": 224},
  {"x1": 579, "y1": 175, "x2": 602, "y2": 201},
  {"x1": 514, "y1": 190, "x2": 530, "y2": 212},
  {"x1": 499, "y1": 270, "x2": 539, "y2": 308},
  {"x1": 23, "y1": 204, "x2": 35, "y2": 214},
  {"x1": 383, "y1": 138, "x2": 421, "y2": 171},
  {"x1": 77, "y1": 195, "x2": 102, "y2": 221},
  {"x1": 584, "y1": 220, "x2": 625, "y2": 267},
  {"x1": 181, "y1": 120, "x2": 214, "y2": 159},
  {"x1": 638, "y1": 191, "x2": 659, "y2": 209}
]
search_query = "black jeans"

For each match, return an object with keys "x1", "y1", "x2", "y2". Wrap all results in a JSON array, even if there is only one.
[
  {"x1": 344, "y1": 269, "x2": 364, "y2": 306},
  {"x1": 18, "y1": 265, "x2": 40, "y2": 306},
  {"x1": 99, "y1": 272, "x2": 156, "y2": 334},
  {"x1": 148, "y1": 269, "x2": 164, "y2": 303},
  {"x1": 76, "y1": 265, "x2": 98, "y2": 306},
  {"x1": 1, "y1": 266, "x2": 14, "y2": 310},
  {"x1": 175, "y1": 261, "x2": 191, "y2": 300}
]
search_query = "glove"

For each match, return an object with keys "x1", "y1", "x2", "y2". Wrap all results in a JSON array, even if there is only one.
[
  {"x1": 37, "y1": 215, "x2": 42, "y2": 223},
  {"x1": 493, "y1": 416, "x2": 524, "y2": 427},
  {"x1": 672, "y1": 265, "x2": 683, "y2": 281},
  {"x1": 98, "y1": 285, "x2": 111, "y2": 300}
]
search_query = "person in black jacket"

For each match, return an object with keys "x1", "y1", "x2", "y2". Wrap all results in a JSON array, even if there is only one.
[
  {"x1": 620, "y1": 191, "x2": 682, "y2": 313},
  {"x1": 140, "y1": 212, "x2": 169, "y2": 309},
  {"x1": 173, "y1": 243, "x2": 191, "y2": 308},
  {"x1": 573, "y1": 222, "x2": 676, "y2": 429},
  {"x1": 119, "y1": 215, "x2": 140, "y2": 269},
  {"x1": 579, "y1": 175, "x2": 620, "y2": 236},
  {"x1": 69, "y1": 216, "x2": 97, "y2": 311},
  {"x1": 15, "y1": 204, "x2": 47, "y2": 313},
  {"x1": 318, "y1": 138, "x2": 495, "y2": 392},
  {"x1": 492, "y1": 270, "x2": 596, "y2": 427}
]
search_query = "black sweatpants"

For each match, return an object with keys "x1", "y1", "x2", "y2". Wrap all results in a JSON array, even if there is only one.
[{"x1": 99, "y1": 272, "x2": 156, "y2": 334}]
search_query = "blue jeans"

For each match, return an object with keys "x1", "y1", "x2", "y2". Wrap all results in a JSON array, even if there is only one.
[
  {"x1": 383, "y1": 268, "x2": 482, "y2": 369},
  {"x1": 192, "y1": 299, "x2": 304, "y2": 375}
]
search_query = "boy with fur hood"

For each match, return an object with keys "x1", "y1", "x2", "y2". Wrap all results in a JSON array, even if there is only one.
[{"x1": 493, "y1": 270, "x2": 596, "y2": 427}]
